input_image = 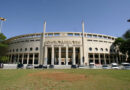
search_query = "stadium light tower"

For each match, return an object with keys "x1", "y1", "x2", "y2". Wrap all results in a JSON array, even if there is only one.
[
  {"x1": 127, "y1": 19, "x2": 130, "y2": 22},
  {"x1": 0, "y1": 17, "x2": 6, "y2": 33}
]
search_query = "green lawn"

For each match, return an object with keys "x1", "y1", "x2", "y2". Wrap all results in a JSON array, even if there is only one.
[{"x1": 0, "y1": 69, "x2": 130, "y2": 90}]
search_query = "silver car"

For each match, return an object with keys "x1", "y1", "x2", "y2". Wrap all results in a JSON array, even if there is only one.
[
  {"x1": 122, "y1": 64, "x2": 130, "y2": 70},
  {"x1": 26, "y1": 64, "x2": 34, "y2": 69},
  {"x1": 102, "y1": 65, "x2": 110, "y2": 69}
]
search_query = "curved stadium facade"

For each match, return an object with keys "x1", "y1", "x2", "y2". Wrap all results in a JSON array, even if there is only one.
[{"x1": 6, "y1": 22, "x2": 126, "y2": 68}]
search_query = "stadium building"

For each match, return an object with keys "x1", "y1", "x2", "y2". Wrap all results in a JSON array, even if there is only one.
[{"x1": 6, "y1": 21, "x2": 126, "y2": 68}]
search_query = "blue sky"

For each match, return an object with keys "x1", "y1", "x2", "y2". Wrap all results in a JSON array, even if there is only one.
[{"x1": 0, "y1": 0, "x2": 130, "y2": 38}]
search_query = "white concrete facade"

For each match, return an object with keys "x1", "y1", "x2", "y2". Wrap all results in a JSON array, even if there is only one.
[{"x1": 6, "y1": 32, "x2": 126, "y2": 67}]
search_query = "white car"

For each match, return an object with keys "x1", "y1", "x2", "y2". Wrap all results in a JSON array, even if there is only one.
[
  {"x1": 89, "y1": 63, "x2": 96, "y2": 69},
  {"x1": 111, "y1": 63, "x2": 119, "y2": 69}
]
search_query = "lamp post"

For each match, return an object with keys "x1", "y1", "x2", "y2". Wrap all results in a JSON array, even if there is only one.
[
  {"x1": 127, "y1": 19, "x2": 130, "y2": 22},
  {"x1": 0, "y1": 17, "x2": 6, "y2": 33}
]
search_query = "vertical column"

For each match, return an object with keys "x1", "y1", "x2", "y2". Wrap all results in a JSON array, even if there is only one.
[
  {"x1": 27, "y1": 53, "x2": 29, "y2": 64},
  {"x1": 99, "y1": 53, "x2": 101, "y2": 65},
  {"x1": 73, "y1": 47, "x2": 76, "y2": 65},
  {"x1": 44, "y1": 46, "x2": 48, "y2": 66},
  {"x1": 104, "y1": 54, "x2": 106, "y2": 64},
  {"x1": 66, "y1": 46, "x2": 68, "y2": 65},
  {"x1": 22, "y1": 53, "x2": 24, "y2": 64},
  {"x1": 51, "y1": 46, "x2": 54, "y2": 65},
  {"x1": 59, "y1": 47, "x2": 61, "y2": 65},
  {"x1": 33, "y1": 53, "x2": 35, "y2": 65},
  {"x1": 80, "y1": 47, "x2": 83, "y2": 66}
]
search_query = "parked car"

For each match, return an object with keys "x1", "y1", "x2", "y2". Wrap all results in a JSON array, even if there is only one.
[
  {"x1": 111, "y1": 63, "x2": 119, "y2": 69},
  {"x1": 121, "y1": 63, "x2": 130, "y2": 70},
  {"x1": 17, "y1": 64, "x2": 24, "y2": 69},
  {"x1": 26, "y1": 64, "x2": 34, "y2": 69},
  {"x1": 102, "y1": 64, "x2": 110, "y2": 69},
  {"x1": 89, "y1": 63, "x2": 96, "y2": 69}
]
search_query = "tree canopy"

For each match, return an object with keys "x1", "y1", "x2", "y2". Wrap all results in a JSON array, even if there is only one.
[
  {"x1": 114, "y1": 30, "x2": 130, "y2": 62},
  {"x1": 0, "y1": 33, "x2": 8, "y2": 63}
]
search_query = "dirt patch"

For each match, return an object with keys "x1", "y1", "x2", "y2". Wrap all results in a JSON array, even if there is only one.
[{"x1": 28, "y1": 71, "x2": 87, "y2": 82}]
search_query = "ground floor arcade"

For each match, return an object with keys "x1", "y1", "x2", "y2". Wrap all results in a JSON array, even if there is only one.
[{"x1": 8, "y1": 47, "x2": 126, "y2": 65}]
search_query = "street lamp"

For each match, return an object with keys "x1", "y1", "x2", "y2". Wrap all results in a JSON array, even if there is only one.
[
  {"x1": 127, "y1": 19, "x2": 130, "y2": 22},
  {"x1": 0, "y1": 17, "x2": 6, "y2": 33}
]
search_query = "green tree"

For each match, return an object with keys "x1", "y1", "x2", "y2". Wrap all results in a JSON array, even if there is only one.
[
  {"x1": 0, "y1": 33, "x2": 8, "y2": 63},
  {"x1": 114, "y1": 30, "x2": 130, "y2": 62}
]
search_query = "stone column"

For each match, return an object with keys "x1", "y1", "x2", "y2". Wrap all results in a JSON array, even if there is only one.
[
  {"x1": 22, "y1": 53, "x2": 24, "y2": 64},
  {"x1": 44, "y1": 46, "x2": 48, "y2": 66},
  {"x1": 59, "y1": 46, "x2": 61, "y2": 65},
  {"x1": 73, "y1": 47, "x2": 76, "y2": 65},
  {"x1": 51, "y1": 46, "x2": 54, "y2": 65},
  {"x1": 27, "y1": 53, "x2": 29, "y2": 64},
  {"x1": 33, "y1": 53, "x2": 35, "y2": 65},
  {"x1": 80, "y1": 47, "x2": 83, "y2": 66},
  {"x1": 66, "y1": 46, "x2": 68, "y2": 65}
]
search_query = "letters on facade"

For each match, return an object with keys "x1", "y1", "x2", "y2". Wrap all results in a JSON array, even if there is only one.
[{"x1": 45, "y1": 40, "x2": 81, "y2": 46}]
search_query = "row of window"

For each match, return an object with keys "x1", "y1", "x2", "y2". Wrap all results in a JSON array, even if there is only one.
[
  {"x1": 10, "y1": 47, "x2": 39, "y2": 52},
  {"x1": 89, "y1": 47, "x2": 115, "y2": 52},
  {"x1": 47, "y1": 33, "x2": 115, "y2": 40},
  {"x1": 9, "y1": 39, "x2": 40, "y2": 45},
  {"x1": 87, "y1": 40, "x2": 113, "y2": 43}
]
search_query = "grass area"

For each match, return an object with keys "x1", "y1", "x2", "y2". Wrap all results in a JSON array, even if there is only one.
[{"x1": 0, "y1": 69, "x2": 130, "y2": 90}]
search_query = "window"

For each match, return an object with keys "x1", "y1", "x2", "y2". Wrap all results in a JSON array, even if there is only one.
[
  {"x1": 36, "y1": 39, "x2": 40, "y2": 41},
  {"x1": 93, "y1": 35, "x2": 97, "y2": 38},
  {"x1": 13, "y1": 49, "x2": 15, "y2": 52},
  {"x1": 35, "y1": 47, "x2": 38, "y2": 51},
  {"x1": 25, "y1": 48, "x2": 27, "y2": 51},
  {"x1": 95, "y1": 48, "x2": 98, "y2": 51},
  {"x1": 87, "y1": 34, "x2": 92, "y2": 38},
  {"x1": 75, "y1": 33, "x2": 80, "y2": 36},
  {"x1": 100, "y1": 48, "x2": 103, "y2": 51},
  {"x1": 106, "y1": 48, "x2": 108, "y2": 52},
  {"x1": 68, "y1": 33, "x2": 73, "y2": 36},
  {"x1": 30, "y1": 40, "x2": 34, "y2": 42},
  {"x1": 93, "y1": 40, "x2": 98, "y2": 42},
  {"x1": 30, "y1": 47, "x2": 33, "y2": 51},
  {"x1": 110, "y1": 49, "x2": 113, "y2": 52},
  {"x1": 89, "y1": 47, "x2": 92, "y2": 51},
  {"x1": 20, "y1": 48, "x2": 22, "y2": 52},
  {"x1": 54, "y1": 33, "x2": 60, "y2": 36},
  {"x1": 87, "y1": 40, "x2": 92, "y2": 41},
  {"x1": 48, "y1": 34, "x2": 53, "y2": 37},
  {"x1": 16, "y1": 49, "x2": 18, "y2": 52}
]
